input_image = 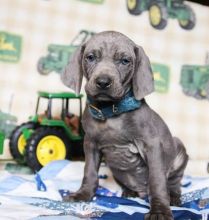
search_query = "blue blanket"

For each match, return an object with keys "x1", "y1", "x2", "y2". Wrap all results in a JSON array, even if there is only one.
[{"x1": 0, "y1": 160, "x2": 208, "y2": 220}]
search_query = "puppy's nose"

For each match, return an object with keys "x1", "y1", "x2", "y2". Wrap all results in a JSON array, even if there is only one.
[{"x1": 96, "y1": 76, "x2": 112, "y2": 89}]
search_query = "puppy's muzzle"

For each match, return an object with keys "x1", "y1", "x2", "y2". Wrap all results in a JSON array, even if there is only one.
[{"x1": 95, "y1": 75, "x2": 112, "y2": 90}]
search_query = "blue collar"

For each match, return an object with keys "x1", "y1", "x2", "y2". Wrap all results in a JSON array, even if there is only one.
[{"x1": 87, "y1": 91, "x2": 142, "y2": 121}]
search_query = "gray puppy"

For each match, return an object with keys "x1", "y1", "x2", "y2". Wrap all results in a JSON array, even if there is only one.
[{"x1": 61, "y1": 31, "x2": 188, "y2": 220}]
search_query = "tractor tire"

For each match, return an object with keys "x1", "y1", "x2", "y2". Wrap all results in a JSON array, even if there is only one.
[
  {"x1": 9, "y1": 122, "x2": 37, "y2": 164},
  {"x1": 37, "y1": 57, "x2": 51, "y2": 75},
  {"x1": 178, "y1": 5, "x2": 196, "y2": 30},
  {"x1": 127, "y1": 0, "x2": 142, "y2": 15},
  {"x1": 25, "y1": 127, "x2": 71, "y2": 171},
  {"x1": 149, "y1": 2, "x2": 168, "y2": 30}
]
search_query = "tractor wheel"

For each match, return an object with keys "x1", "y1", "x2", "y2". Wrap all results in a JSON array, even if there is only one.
[
  {"x1": 149, "y1": 2, "x2": 168, "y2": 30},
  {"x1": 37, "y1": 57, "x2": 51, "y2": 75},
  {"x1": 9, "y1": 122, "x2": 37, "y2": 164},
  {"x1": 25, "y1": 127, "x2": 71, "y2": 171},
  {"x1": 178, "y1": 5, "x2": 196, "y2": 30},
  {"x1": 127, "y1": 0, "x2": 142, "y2": 15}
]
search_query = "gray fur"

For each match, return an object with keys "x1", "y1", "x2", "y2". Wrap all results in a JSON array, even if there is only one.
[{"x1": 61, "y1": 31, "x2": 188, "y2": 220}]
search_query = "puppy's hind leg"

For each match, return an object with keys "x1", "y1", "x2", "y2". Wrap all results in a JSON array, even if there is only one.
[
  {"x1": 114, "y1": 177, "x2": 147, "y2": 199},
  {"x1": 112, "y1": 177, "x2": 138, "y2": 198},
  {"x1": 122, "y1": 186, "x2": 139, "y2": 198},
  {"x1": 168, "y1": 137, "x2": 188, "y2": 206}
]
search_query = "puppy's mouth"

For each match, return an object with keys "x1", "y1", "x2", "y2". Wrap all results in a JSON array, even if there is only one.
[{"x1": 88, "y1": 93, "x2": 123, "y2": 102}]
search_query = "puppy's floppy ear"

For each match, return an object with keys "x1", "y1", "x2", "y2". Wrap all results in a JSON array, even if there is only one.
[
  {"x1": 132, "y1": 45, "x2": 154, "y2": 100},
  {"x1": 61, "y1": 45, "x2": 85, "y2": 94}
]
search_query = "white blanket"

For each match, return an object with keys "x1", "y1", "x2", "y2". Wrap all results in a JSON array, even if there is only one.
[{"x1": 0, "y1": 160, "x2": 208, "y2": 220}]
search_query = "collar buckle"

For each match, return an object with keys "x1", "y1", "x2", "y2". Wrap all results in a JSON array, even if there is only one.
[{"x1": 89, "y1": 104, "x2": 105, "y2": 120}]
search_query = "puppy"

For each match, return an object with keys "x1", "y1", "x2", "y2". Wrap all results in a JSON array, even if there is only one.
[{"x1": 61, "y1": 31, "x2": 188, "y2": 220}]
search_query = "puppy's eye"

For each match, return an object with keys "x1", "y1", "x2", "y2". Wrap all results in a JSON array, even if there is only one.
[
  {"x1": 85, "y1": 54, "x2": 96, "y2": 63},
  {"x1": 120, "y1": 58, "x2": 130, "y2": 65}
]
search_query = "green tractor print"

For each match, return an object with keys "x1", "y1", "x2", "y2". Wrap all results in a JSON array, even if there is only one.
[
  {"x1": 180, "y1": 65, "x2": 209, "y2": 100},
  {"x1": 180, "y1": 54, "x2": 209, "y2": 100},
  {"x1": 127, "y1": 0, "x2": 196, "y2": 30},
  {"x1": 37, "y1": 30, "x2": 95, "y2": 75}
]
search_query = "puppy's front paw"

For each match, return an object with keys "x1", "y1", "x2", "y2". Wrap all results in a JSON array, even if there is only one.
[
  {"x1": 145, "y1": 202, "x2": 173, "y2": 220},
  {"x1": 63, "y1": 191, "x2": 93, "y2": 202},
  {"x1": 144, "y1": 213, "x2": 173, "y2": 220}
]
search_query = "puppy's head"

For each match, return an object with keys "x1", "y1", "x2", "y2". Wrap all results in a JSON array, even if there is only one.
[{"x1": 61, "y1": 31, "x2": 154, "y2": 101}]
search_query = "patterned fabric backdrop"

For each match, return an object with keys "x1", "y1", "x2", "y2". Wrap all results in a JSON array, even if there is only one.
[{"x1": 0, "y1": 0, "x2": 209, "y2": 175}]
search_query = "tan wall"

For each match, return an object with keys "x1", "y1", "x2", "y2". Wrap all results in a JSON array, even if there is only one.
[{"x1": 0, "y1": 0, "x2": 209, "y2": 165}]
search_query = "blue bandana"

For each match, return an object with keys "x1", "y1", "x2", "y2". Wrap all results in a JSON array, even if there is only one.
[{"x1": 88, "y1": 91, "x2": 142, "y2": 121}]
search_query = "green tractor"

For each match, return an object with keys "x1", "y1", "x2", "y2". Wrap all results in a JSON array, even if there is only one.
[
  {"x1": 0, "y1": 110, "x2": 17, "y2": 139},
  {"x1": 0, "y1": 132, "x2": 5, "y2": 155},
  {"x1": 37, "y1": 30, "x2": 95, "y2": 75},
  {"x1": 0, "y1": 92, "x2": 18, "y2": 155},
  {"x1": 0, "y1": 110, "x2": 17, "y2": 155},
  {"x1": 9, "y1": 91, "x2": 84, "y2": 171},
  {"x1": 127, "y1": 0, "x2": 196, "y2": 30},
  {"x1": 180, "y1": 65, "x2": 209, "y2": 99}
]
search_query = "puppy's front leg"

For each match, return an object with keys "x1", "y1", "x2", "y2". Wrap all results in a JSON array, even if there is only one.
[
  {"x1": 63, "y1": 136, "x2": 101, "y2": 202},
  {"x1": 145, "y1": 140, "x2": 173, "y2": 220}
]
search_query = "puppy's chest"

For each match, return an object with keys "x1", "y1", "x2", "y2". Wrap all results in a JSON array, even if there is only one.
[
  {"x1": 102, "y1": 142, "x2": 146, "y2": 171},
  {"x1": 86, "y1": 117, "x2": 146, "y2": 170},
  {"x1": 88, "y1": 116, "x2": 131, "y2": 145}
]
